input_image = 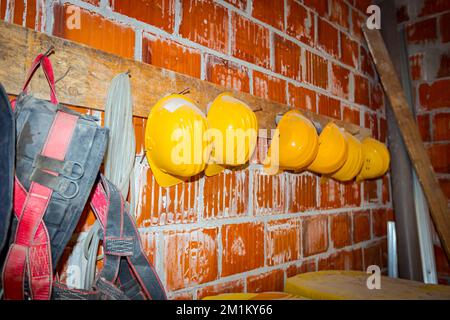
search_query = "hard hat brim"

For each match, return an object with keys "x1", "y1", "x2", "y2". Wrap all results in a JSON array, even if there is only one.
[
  {"x1": 147, "y1": 155, "x2": 185, "y2": 188},
  {"x1": 205, "y1": 163, "x2": 226, "y2": 177}
]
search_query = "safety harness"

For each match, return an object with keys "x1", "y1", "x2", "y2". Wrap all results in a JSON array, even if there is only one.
[
  {"x1": 0, "y1": 53, "x2": 166, "y2": 300},
  {"x1": 52, "y1": 176, "x2": 166, "y2": 300}
]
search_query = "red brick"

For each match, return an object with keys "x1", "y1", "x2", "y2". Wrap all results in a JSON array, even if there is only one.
[
  {"x1": 224, "y1": 0, "x2": 247, "y2": 10},
  {"x1": 232, "y1": 13, "x2": 271, "y2": 68},
  {"x1": 361, "y1": 45, "x2": 375, "y2": 78},
  {"x1": 329, "y1": 0, "x2": 350, "y2": 30},
  {"x1": 197, "y1": 279, "x2": 245, "y2": 299},
  {"x1": 286, "y1": 0, "x2": 315, "y2": 46},
  {"x1": 140, "y1": 231, "x2": 157, "y2": 264},
  {"x1": 439, "y1": 178, "x2": 450, "y2": 200},
  {"x1": 304, "y1": 50, "x2": 328, "y2": 89},
  {"x1": 203, "y1": 170, "x2": 248, "y2": 220},
  {"x1": 396, "y1": 5, "x2": 409, "y2": 23},
  {"x1": 372, "y1": 208, "x2": 387, "y2": 237},
  {"x1": 135, "y1": 166, "x2": 199, "y2": 227},
  {"x1": 164, "y1": 228, "x2": 218, "y2": 290},
  {"x1": 288, "y1": 83, "x2": 317, "y2": 112},
  {"x1": 370, "y1": 82, "x2": 384, "y2": 111},
  {"x1": 352, "y1": 0, "x2": 372, "y2": 13},
  {"x1": 406, "y1": 18, "x2": 438, "y2": 44},
  {"x1": 330, "y1": 213, "x2": 352, "y2": 249},
  {"x1": 253, "y1": 171, "x2": 287, "y2": 215},
  {"x1": 382, "y1": 175, "x2": 391, "y2": 205},
  {"x1": 302, "y1": 215, "x2": 329, "y2": 256},
  {"x1": 364, "y1": 179, "x2": 379, "y2": 204},
  {"x1": 434, "y1": 245, "x2": 450, "y2": 276},
  {"x1": 142, "y1": 35, "x2": 201, "y2": 78},
  {"x1": 221, "y1": 222, "x2": 265, "y2": 276},
  {"x1": 266, "y1": 219, "x2": 301, "y2": 266},
  {"x1": 352, "y1": 248, "x2": 364, "y2": 271},
  {"x1": 410, "y1": 54, "x2": 423, "y2": 81},
  {"x1": 286, "y1": 259, "x2": 316, "y2": 277},
  {"x1": 274, "y1": 34, "x2": 301, "y2": 80},
  {"x1": 318, "y1": 249, "x2": 362, "y2": 271},
  {"x1": 331, "y1": 63, "x2": 350, "y2": 99},
  {"x1": 246, "y1": 269, "x2": 284, "y2": 293},
  {"x1": 342, "y1": 105, "x2": 360, "y2": 125},
  {"x1": 170, "y1": 292, "x2": 194, "y2": 300},
  {"x1": 354, "y1": 74, "x2": 370, "y2": 106},
  {"x1": 1, "y1": 0, "x2": 7, "y2": 20},
  {"x1": 342, "y1": 181, "x2": 362, "y2": 207},
  {"x1": 433, "y1": 113, "x2": 450, "y2": 141},
  {"x1": 417, "y1": 114, "x2": 431, "y2": 142},
  {"x1": 419, "y1": 80, "x2": 450, "y2": 110},
  {"x1": 365, "y1": 111, "x2": 378, "y2": 139},
  {"x1": 441, "y1": 13, "x2": 450, "y2": 43},
  {"x1": 437, "y1": 51, "x2": 450, "y2": 78},
  {"x1": 428, "y1": 143, "x2": 450, "y2": 173},
  {"x1": 419, "y1": 0, "x2": 450, "y2": 17},
  {"x1": 320, "y1": 178, "x2": 342, "y2": 209},
  {"x1": 180, "y1": 0, "x2": 228, "y2": 52},
  {"x1": 253, "y1": 71, "x2": 286, "y2": 104},
  {"x1": 341, "y1": 32, "x2": 359, "y2": 68},
  {"x1": 206, "y1": 55, "x2": 250, "y2": 93},
  {"x1": 363, "y1": 242, "x2": 383, "y2": 269},
  {"x1": 353, "y1": 211, "x2": 371, "y2": 243},
  {"x1": 11, "y1": 0, "x2": 25, "y2": 26},
  {"x1": 53, "y1": 4, "x2": 135, "y2": 59},
  {"x1": 252, "y1": 0, "x2": 284, "y2": 30},
  {"x1": 352, "y1": 10, "x2": 365, "y2": 40},
  {"x1": 318, "y1": 18, "x2": 339, "y2": 57},
  {"x1": 112, "y1": 0, "x2": 174, "y2": 32},
  {"x1": 303, "y1": 0, "x2": 328, "y2": 16},
  {"x1": 288, "y1": 173, "x2": 317, "y2": 212},
  {"x1": 379, "y1": 117, "x2": 387, "y2": 143},
  {"x1": 368, "y1": 112, "x2": 380, "y2": 139},
  {"x1": 318, "y1": 94, "x2": 341, "y2": 120},
  {"x1": 133, "y1": 117, "x2": 145, "y2": 156}
]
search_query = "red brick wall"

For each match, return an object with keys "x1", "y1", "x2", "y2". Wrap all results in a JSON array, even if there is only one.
[
  {"x1": 1, "y1": 0, "x2": 393, "y2": 298},
  {"x1": 397, "y1": 0, "x2": 450, "y2": 284}
]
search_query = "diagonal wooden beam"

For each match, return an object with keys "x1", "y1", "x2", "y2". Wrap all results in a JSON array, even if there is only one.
[
  {"x1": 363, "y1": 25, "x2": 450, "y2": 261},
  {"x1": 0, "y1": 19, "x2": 370, "y2": 136}
]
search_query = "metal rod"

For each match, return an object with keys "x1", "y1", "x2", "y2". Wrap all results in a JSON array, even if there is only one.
[{"x1": 388, "y1": 221, "x2": 398, "y2": 278}]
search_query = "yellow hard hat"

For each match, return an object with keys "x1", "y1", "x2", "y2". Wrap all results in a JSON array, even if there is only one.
[
  {"x1": 331, "y1": 133, "x2": 363, "y2": 181},
  {"x1": 205, "y1": 93, "x2": 258, "y2": 176},
  {"x1": 356, "y1": 137, "x2": 390, "y2": 181},
  {"x1": 265, "y1": 110, "x2": 319, "y2": 174},
  {"x1": 307, "y1": 122, "x2": 348, "y2": 174},
  {"x1": 145, "y1": 94, "x2": 210, "y2": 187}
]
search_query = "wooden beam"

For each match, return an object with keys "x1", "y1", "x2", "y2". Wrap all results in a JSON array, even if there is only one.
[
  {"x1": 363, "y1": 25, "x2": 450, "y2": 261},
  {"x1": 0, "y1": 20, "x2": 369, "y2": 136}
]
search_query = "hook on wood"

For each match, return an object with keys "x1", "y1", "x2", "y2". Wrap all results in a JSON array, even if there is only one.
[{"x1": 44, "y1": 45, "x2": 55, "y2": 57}]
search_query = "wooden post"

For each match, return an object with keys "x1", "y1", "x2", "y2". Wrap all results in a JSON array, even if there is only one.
[{"x1": 363, "y1": 25, "x2": 450, "y2": 261}]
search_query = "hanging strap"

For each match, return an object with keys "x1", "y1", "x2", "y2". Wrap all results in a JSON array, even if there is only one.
[
  {"x1": 22, "y1": 54, "x2": 58, "y2": 105},
  {"x1": 53, "y1": 176, "x2": 167, "y2": 300},
  {"x1": 91, "y1": 176, "x2": 167, "y2": 300},
  {"x1": 2, "y1": 109, "x2": 78, "y2": 300}
]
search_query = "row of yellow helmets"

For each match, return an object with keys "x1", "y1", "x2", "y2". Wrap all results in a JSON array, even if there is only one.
[{"x1": 145, "y1": 93, "x2": 390, "y2": 187}]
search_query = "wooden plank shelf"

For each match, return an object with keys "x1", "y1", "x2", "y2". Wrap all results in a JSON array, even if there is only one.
[{"x1": 0, "y1": 19, "x2": 370, "y2": 137}]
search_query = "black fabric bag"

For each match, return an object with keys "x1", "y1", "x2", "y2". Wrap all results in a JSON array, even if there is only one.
[{"x1": 0, "y1": 83, "x2": 14, "y2": 253}]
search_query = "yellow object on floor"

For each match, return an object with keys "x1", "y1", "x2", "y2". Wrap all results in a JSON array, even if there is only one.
[
  {"x1": 203, "y1": 292, "x2": 308, "y2": 300},
  {"x1": 285, "y1": 271, "x2": 450, "y2": 300}
]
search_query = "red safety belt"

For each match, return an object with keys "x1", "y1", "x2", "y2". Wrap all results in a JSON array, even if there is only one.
[{"x1": 2, "y1": 54, "x2": 78, "y2": 300}]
